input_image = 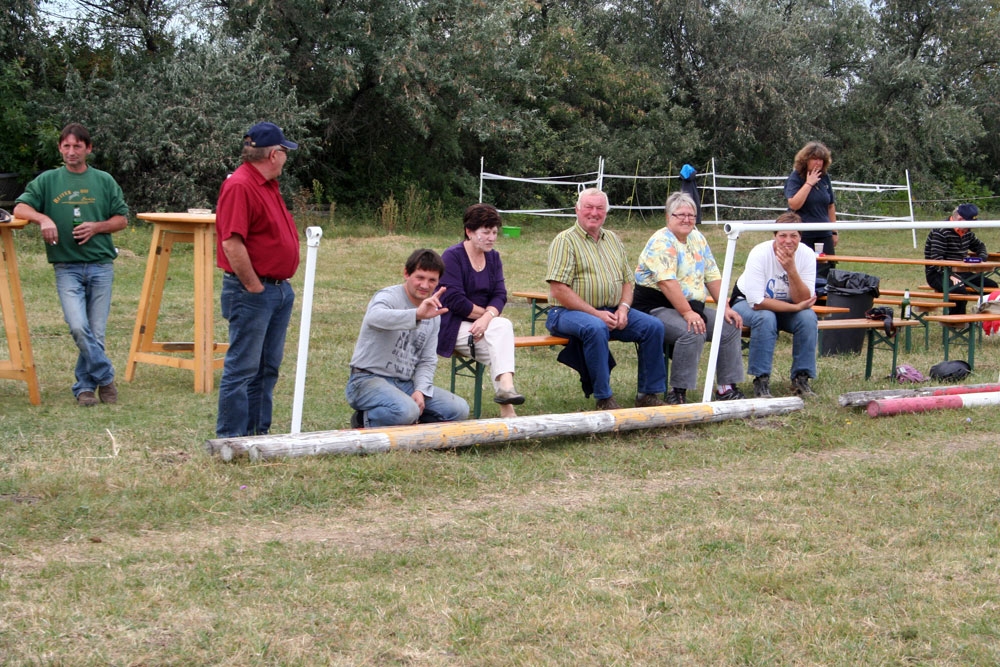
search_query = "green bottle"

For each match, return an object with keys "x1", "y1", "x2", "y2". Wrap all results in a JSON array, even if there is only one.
[
  {"x1": 901, "y1": 288, "x2": 912, "y2": 320},
  {"x1": 72, "y1": 206, "x2": 82, "y2": 244}
]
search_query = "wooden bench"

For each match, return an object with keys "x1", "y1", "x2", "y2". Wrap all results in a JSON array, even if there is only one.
[
  {"x1": 814, "y1": 318, "x2": 921, "y2": 380},
  {"x1": 922, "y1": 313, "x2": 1000, "y2": 369},
  {"x1": 740, "y1": 318, "x2": 921, "y2": 380},
  {"x1": 451, "y1": 316, "x2": 921, "y2": 417},
  {"x1": 511, "y1": 291, "x2": 552, "y2": 335},
  {"x1": 872, "y1": 296, "x2": 955, "y2": 352},
  {"x1": 880, "y1": 288, "x2": 980, "y2": 302},
  {"x1": 917, "y1": 284, "x2": 997, "y2": 294},
  {"x1": 450, "y1": 335, "x2": 568, "y2": 418}
]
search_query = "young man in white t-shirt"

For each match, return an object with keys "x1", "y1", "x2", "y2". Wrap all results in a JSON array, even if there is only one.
[{"x1": 731, "y1": 213, "x2": 819, "y2": 397}]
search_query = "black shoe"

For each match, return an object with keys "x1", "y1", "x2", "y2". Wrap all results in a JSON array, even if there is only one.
[
  {"x1": 665, "y1": 388, "x2": 686, "y2": 405},
  {"x1": 350, "y1": 410, "x2": 365, "y2": 428},
  {"x1": 752, "y1": 375, "x2": 772, "y2": 398},
  {"x1": 791, "y1": 372, "x2": 816, "y2": 397},
  {"x1": 715, "y1": 386, "x2": 746, "y2": 401}
]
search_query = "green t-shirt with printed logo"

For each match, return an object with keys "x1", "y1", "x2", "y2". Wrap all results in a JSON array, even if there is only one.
[{"x1": 16, "y1": 165, "x2": 128, "y2": 264}]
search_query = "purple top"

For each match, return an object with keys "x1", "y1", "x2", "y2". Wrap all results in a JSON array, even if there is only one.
[{"x1": 436, "y1": 241, "x2": 508, "y2": 357}]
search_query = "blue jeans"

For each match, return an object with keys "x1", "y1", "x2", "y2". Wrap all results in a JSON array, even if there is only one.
[
  {"x1": 732, "y1": 300, "x2": 817, "y2": 379},
  {"x1": 216, "y1": 275, "x2": 295, "y2": 437},
  {"x1": 54, "y1": 262, "x2": 116, "y2": 397},
  {"x1": 545, "y1": 306, "x2": 666, "y2": 400},
  {"x1": 345, "y1": 371, "x2": 469, "y2": 428}
]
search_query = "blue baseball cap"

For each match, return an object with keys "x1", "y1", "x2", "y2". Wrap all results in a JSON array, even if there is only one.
[
  {"x1": 956, "y1": 203, "x2": 979, "y2": 221},
  {"x1": 244, "y1": 122, "x2": 298, "y2": 150}
]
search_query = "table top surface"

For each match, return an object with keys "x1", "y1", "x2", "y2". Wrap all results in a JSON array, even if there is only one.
[
  {"x1": 823, "y1": 254, "x2": 1000, "y2": 270},
  {"x1": 137, "y1": 212, "x2": 216, "y2": 224},
  {"x1": 1, "y1": 217, "x2": 32, "y2": 230}
]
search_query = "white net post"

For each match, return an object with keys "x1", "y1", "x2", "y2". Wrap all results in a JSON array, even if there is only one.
[{"x1": 291, "y1": 226, "x2": 323, "y2": 434}]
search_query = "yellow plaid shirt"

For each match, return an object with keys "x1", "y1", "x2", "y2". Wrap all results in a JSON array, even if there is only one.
[{"x1": 545, "y1": 223, "x2": 633, "y2": 308}]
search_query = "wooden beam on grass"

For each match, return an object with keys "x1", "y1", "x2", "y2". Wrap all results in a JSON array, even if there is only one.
[
  {"x1": 866, "y1": 391, "x2": 1000, "y2": 418},
  {"x1": 839, "y1": 383, "x2": 1000, "y2": 408},
  {"x1": 205, "y1": 397, "x2": 804, "y2": 461}
]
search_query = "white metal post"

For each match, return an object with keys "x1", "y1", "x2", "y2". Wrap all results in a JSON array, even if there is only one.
[
  {"x1": 703, "y1": 229, "x2": 741, "y2": 403},
  {"x1": 291, "y1": 226, "x2": 323, "y2": 434},
  {"x1": 906, "y1": 169, "x2": 917, "y2": 249},
  {"x1": 711, "y1": 157, "x2": 719, "y2": 223}
]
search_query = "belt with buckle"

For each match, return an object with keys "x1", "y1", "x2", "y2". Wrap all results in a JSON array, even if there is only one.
[{"x1": 225, "y1": 272, "x2": 285, "y2": 284}]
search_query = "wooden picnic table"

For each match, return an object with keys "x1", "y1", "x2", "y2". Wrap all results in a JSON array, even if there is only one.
[{"x1": 820, "y1": 254, "x2": 1000, "y2": 311}]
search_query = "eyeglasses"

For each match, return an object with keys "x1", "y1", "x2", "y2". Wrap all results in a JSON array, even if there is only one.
[
  {"x1": 670, "y1": 213, "x2": 696, "y2": 220},
  {"x1": 273, "y1": 147, "x2": 288, "y2": 155}
]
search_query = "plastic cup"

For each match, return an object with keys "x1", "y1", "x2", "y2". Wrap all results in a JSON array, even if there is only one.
[{"x1": 815, "y1": 242, "x2": 824, "y2": 255}]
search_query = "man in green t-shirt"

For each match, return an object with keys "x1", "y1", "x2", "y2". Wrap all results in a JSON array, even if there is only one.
[{"x1": 14, "y1": 123, "x2": 129, "y2": 406}]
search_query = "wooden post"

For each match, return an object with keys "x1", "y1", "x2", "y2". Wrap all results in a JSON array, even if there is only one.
[
  {"x1": 838, "y1": 383, "x2": 1000, "y2": 407},
  {"x1": 867, "y1": 391, "x2": 1000, "y2": 417},
  {"x1": 205, "y1": 398, "x2": 804, "y2": 461},
  {"x1": 0, "y1": 218, "x2": 41, "y2": 404}
]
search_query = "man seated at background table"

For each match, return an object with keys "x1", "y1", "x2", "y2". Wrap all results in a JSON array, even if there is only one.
[
  {"x1": 924, "y1": 203, "x2": 996, "y2": 315},
  {"x1": 730, "y1": 213, "x2": 818, "y2": 398},
  {"x1": 544, "y1": 188, "x2": 666, "y2": 410},
  {"x1": 346, "y1": 248, "x2": 469, "y2": 428}
]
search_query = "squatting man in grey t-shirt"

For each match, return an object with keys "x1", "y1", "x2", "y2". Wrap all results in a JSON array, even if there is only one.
[{"x1": 345, "y1": 248, "x2": 470, "y2": 428}]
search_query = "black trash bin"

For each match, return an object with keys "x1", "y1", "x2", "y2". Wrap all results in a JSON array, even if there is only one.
[{"x1": 821, "y1": 269, "x2": 880, "y2": 356}]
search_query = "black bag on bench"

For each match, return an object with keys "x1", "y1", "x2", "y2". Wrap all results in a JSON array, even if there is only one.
[{"x1": 865, "y1": 306, "x2": 895, "y2": 337}]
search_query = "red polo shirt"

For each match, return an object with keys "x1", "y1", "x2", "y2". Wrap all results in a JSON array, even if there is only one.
[{"x1": 215, "y1": 162, "x2": 300, "y2": 279}]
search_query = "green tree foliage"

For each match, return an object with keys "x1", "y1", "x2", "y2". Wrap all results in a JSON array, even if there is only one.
[
  {"x1": 12, "y1": 0, "x2": 1000, "y2": 214},
  {"x1": 44, "y1": 0, "x2": 180, "y2": 56},
  {"x1": 54, "y1": 32, "x2": 315, "y2": 210},
  {"x1": 834, "y1": 0, "x2": 997, "y2": 191},
  {"x1": 1, "y1": 0, "x2": 43, "y2": 179}
]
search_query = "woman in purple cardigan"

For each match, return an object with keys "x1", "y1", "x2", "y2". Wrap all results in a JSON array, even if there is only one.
[{"x1": 437, "y1": 204, "x2": 524, "y2": 417}]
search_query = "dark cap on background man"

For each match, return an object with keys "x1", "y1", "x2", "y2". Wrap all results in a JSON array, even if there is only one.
[
  {"x1": 956, "y1": 203, "x2": 979, "y2": 221},
  {"x1": 243, "y1": 122, "x2": 298, "y2": 150}
]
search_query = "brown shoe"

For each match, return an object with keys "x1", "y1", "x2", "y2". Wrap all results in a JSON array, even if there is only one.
[
  {"x1": 635, "y1": 393, "x2": 666, "y2": 408},
  {"x1": 77, "y1": 390, "x2": 98, "y2": 407},
  {"x1": 791, "y1": 372, "x2": 817, "y2": 397},
  {"x1": 98, "y1": 381, "x2": 118, "y2": 404},
  {"x1": 595, "y1": 396, "x2": 622, "y2": 411}
]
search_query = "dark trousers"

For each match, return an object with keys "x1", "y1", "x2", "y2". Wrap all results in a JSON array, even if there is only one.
[{"x1": 927, "y1": 272, "x2": 998, "y2": 315}]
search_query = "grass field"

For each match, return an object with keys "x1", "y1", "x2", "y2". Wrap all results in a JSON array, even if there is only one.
[{"x1": 2, "y1": 214, "x2": 999, "y2": 665}]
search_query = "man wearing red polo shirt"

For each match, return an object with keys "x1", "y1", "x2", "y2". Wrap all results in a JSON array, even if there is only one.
[{"x1": 215, "y1": 122, "x2": 301, "y2": 438}]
